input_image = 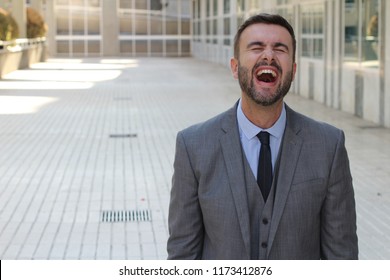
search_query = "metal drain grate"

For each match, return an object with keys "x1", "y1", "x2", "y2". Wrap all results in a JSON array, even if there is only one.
[
  {"x1": 101, "y1": 210, "x2": 152, "y2": 223},
  {"x1": 113, "y1": 97, "x2": 133, "y2": 101},
  {"x1": 359, "y1": 125, "x2": 382, "y2": 130},
  {"x1": 109, "y1": 133, "x2": 137, "y2": 138}
]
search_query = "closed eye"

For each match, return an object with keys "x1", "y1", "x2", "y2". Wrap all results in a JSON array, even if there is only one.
[
  {"x1": 273, "y1": 43, "x2": 289, "y2": 53},
  {"x1": 247, "y1": 41, "x2": 266, "y2": 51},
  {"x1": 274, "y1": 48, "x2": 287, "y2": 53},
  {"x1": 251, "y1": 47, "x2": 265, "y2": 52}
]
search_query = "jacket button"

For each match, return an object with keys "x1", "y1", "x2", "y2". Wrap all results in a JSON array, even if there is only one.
[
  {"x1": 262, "y1": 218, "x2": 268, "y2": 225},
  {"x1": 261, "y1": 242, "x2": 268, "y2": 248}
]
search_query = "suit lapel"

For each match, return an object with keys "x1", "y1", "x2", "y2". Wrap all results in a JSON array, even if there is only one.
[
  {"x1": 219, "y1": 104, "x2": 251, "y2": 258},
  {"x1": 267, "y1": 106, "x2": 303, "y2": 257}
]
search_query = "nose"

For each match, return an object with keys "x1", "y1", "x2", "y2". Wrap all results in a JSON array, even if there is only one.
[{"x1": 260, "y1": 48, "x2": 275, "y2": 62}]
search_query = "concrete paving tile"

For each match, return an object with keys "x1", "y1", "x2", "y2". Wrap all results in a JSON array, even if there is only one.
[{"x1": 0, "y1": 57, "x2": 389, "y2": 260}]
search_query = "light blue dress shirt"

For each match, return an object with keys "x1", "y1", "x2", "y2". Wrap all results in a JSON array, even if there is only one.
[{"x1": 236, "y1": 99, "x2": 287, "y2": 180}]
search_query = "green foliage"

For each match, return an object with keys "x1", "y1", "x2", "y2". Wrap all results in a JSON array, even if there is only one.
[
  {"x1": 27, "y1": 7, "x2": 47, "y2": 38},
  {"x1": 0, "y1": 8, "x2": 19, "y2": 41}
]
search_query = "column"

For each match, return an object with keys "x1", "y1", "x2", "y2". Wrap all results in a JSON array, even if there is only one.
[
  {"x1": 43, "y1": 0, "x2": 56, "y2": 57},
  {"x1": 384, "y1": 0, "x2": 390, "y2": 127},
  {"x1": 10, "y1": 0, "x2": 26, "y2": 38},
  {"x1": 102, "y1": 0, "x2": 119, "y2": 56}
]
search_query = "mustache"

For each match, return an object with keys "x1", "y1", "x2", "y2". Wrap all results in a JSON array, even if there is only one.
[{"x1": 252, "y1": 61, "x2": 282, "y2": 75}]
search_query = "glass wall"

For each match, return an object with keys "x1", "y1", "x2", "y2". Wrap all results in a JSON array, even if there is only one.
[
  {"x1": 223, "y1": 0, "x2": 230, "y2": 46},
  {"x1": 192, "y1": 0, "x2": 201, "y2": 43},
  {"x1": 54, "y1": 0, "x2": 190, "y2": 57},
  {"x1": 55, "y1": 0, "x2": 102, "y2": 56},
  {"x1": 301, "y1": 3, "x2": 324, "y2": 59},
  {"x1": 118, "y1": 0, "x2": 191, "y2": 57},
  {"x1": 237, "y1": 0, "x2": 246, "y2": 29},
  {"x1": 344, "y1": 0, "x2": 380, "y2": 66}
]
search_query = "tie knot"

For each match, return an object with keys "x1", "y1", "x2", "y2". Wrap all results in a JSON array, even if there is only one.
[{"x1": 257, "y1": 131, "x2": 270, "y2": 145}]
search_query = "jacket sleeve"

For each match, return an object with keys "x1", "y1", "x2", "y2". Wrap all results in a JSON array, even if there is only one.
[
  {"x1": 167, "y1": 131, "x2": 204, "y2": 259},
  {"x1": 320, "y1": 130, "x2": 359, "y2": 259}
]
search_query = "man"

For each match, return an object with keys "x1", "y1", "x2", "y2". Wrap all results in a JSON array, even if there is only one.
[{"x1": 167, "y1": 13, "x2": 358, "y2": 260}]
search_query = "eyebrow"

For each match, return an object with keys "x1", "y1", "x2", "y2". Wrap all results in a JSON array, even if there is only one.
[{"x1": 247, "y1": 41, "x2": 289, "y2": 51}]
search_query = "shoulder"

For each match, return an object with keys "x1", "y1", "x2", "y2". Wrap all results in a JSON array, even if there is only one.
[
  {"x1": 285, "y1": 105, "x2": 345, "y2": 144},
  {"x1": 178, "y1": 104, "x2": 237, "y2": 142}
]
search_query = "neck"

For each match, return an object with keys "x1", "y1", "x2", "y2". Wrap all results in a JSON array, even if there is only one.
[{"x1": 240, "y1": 95, "x2": 284, "y2": 129}]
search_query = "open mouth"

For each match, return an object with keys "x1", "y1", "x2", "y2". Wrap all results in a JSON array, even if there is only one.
[{"x1": 256, "y1": 69, "x2": 278, "y2": 84}]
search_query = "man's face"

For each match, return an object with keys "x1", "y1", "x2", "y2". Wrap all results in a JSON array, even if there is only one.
[{"x1": 231, "y1": 23, "x2": 297, "y2": 106}]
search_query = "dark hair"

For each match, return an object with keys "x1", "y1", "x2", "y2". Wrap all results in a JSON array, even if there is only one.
[{"x1": 233, "y1": 13, "x2": 296, "y2": 62}]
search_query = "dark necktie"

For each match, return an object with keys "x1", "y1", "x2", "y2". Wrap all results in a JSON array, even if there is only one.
[{"x1": 257, "y1": 131, "x2": 273, "y2": 201}]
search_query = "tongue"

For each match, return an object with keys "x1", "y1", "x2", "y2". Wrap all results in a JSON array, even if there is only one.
[{"x1": 258, "y1": 73, "x2": 275, "y2": 83}]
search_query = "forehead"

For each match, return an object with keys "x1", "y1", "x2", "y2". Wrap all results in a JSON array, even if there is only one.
[{"x1": 240, "y1": 23, "x2": 293, "y2": 48}]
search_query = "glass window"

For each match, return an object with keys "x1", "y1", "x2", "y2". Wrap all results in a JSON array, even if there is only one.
[
  {"x1": 344, "y1": 0, "x2": 358, "y2": 60},
  {"x1": 119, "y1": 0, "x2": 132, "y2": 9},
  {"x1": 151, "y1": 40, "x2": 163, "y2": 53},
  {"x1": 237, "y1": 0, "x2": 245, "y2": 13},
  {"x1": 71, "y1": 10, "x2": 85, "y2": 35},
  {"x1": 57, "y1": 40, "x2": 69, "y2": 54},
  {"x1": 182, "y1": 19, "x2": 190, "y2": 35},
  {"x1": 87, "y1": 41, "x2": 100, "y2": 53},
  {"x1": 70, "y1": 0, "x2": 84, "y2": 6},
  {"x1": 363, "y1": 0, "x2": 379, "y2": 62},
  {"x1": 73, "y1": 40, "x2": 85, "y2": 54},
  {"x1": 88, "y1": 0, "x2": 100, "y2": 7},
  {"x1": 150, "y1": 0, "x2": 163, "y2": 10},
  {"x1": 135, "y1": 40, "x2": 148, "y2": 54},
  {"x1": 223, "y1": 17, "x2": 230, "y2": 45},
  {"x1": 237, "y1": 15, "x2": 245, "y2": 28},
  {"x1": 206, "y1": 19, "x2": 211, "y2": 43},
  {"x1": 120, "y1": 41, "x2": 133, "y2": 53},
  {"x1": 313, "y1": 38, "x2": 323, "y2": 58},
  {"x1": 135, "y1": 0, "x2": 147, "y2": 10},
  {"x1": 166, "y1": 40, "x2": 178, "y2": 53},
  {"x1": 302, "y1": 10, "x2": 311, "y2": 34},
  {"x1": 197, "y1": 0, "x2": 200, "y2": 18},
  {"x1": 167, "y1": 17, "x2": 178, "y2": 35},
  {"x1": 181, "y1": 40, "x2": 191, "y2": 55},
  {"x1": 212, "y1": 18, "x2": 217, "y2": 44},
  {"x1": 301, "y1": 38, "x2": 311, "y2": 57},
  {"x1": 206, "y1": 19, "x2": 211, "y2": 35},
  {"x1": 151, "y1": 15, "x2": 163, "y2": 35},
  {"x1": 87, "y1": 11, "x2": 100, "y2": 35},
  {"x1": 181, "y1": 0, "x2": 191, "y2": 18},
  {"x1": 224, "y1": 0, "x2": 230, "y2": 14},
  {"x1": 56, "y1": 9, "x2": 69, "y2": 35},
  {"x1": 249, "y1": 0, "x2": 260, "y2": 10},
  {"x1": 57, "y1": 0, "x2": 70, "y2": 5},
  {"x1": 213, "y1": 0, "x2": 218, "y2": 16},
  {"x1": 301, "y1": 4, "x2": 324, "y2": 58},
  {"x1": 276, "y1": 7, "x2": 293, "y2": 27},
  {"x1": 344, "y1": 0, "x2": 380, "y2": 65},
  {"x1": 135, "y1": 14, "x2": 148, "y2": 35},
  {"x1": 119, "y1": 17, "x2": 133, "y2": 35}
]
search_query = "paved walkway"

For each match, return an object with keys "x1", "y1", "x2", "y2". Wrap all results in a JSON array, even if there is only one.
[{"x1": 0, "y1": 57, "x2": 389, "y2": 260}]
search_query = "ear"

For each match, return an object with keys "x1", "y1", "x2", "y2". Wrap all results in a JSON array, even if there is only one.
[
  {"x1": 292, "y1": 62, "x2": 297, "y2": 81},
  {"x1": 230, "y1": 57, "x2": 239, "y2": 80}
]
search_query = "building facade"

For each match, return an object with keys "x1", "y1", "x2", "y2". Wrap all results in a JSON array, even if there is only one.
[
  {"x1": 38, "y1": 0, "x2": 192, "y2": 57},
  {"x1": 1, "y1": 0, "x2": 389, "y2": 128},
  {"x1": 192, "y1": 0, "x2": 389, "y2": 128}
]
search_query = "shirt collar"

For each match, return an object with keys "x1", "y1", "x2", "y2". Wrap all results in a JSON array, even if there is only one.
[{"x1": 237, "y1": 98, "x2": 286, "y2": 140}]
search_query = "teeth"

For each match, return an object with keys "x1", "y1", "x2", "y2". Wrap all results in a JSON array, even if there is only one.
[{"x1": 257, "y1": 69, "x2": 277, "y2": 77}]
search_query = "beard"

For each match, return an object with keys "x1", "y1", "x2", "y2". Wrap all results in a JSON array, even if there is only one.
[{"x1": 238, "y1": 61, "x2": 294, "y2": 106}]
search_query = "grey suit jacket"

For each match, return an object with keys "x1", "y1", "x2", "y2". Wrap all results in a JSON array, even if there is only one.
[{"x1": 167, "y1": 103, "x2": 358, "y2": 259}]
